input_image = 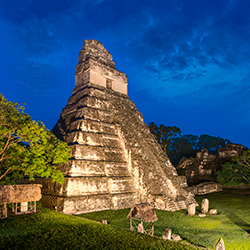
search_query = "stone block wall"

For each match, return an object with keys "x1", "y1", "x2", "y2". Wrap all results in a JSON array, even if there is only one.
[{"x1": 39, "y1": 40, "x2": 195, "y2": 214}]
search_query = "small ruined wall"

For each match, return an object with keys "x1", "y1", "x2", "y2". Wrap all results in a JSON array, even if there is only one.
[
  {"x1": 177, "y1": 145, "x2": 245, "y2": 185},
  {"x1": 186, "y1": 182, "x2": 222, "y2": 195}
]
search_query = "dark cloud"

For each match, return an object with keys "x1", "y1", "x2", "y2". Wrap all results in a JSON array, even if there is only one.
[{"x1": 119, "y1": 0, "x2": 250, "y2": 82}]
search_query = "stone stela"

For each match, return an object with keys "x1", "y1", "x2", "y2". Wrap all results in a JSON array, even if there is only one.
[
  {"x1": 188, "y1": 203, "x2": 196, "y2": 215},
  {"x1": 38, "y1": 39, "x2": 196, "y2": 214},
  {"x1": 201, "y1": 198, "x2": 209, "y2": 213},
  {"x1": 215, "y1": 238, "x2": 225, "y2": 250},
  {"x1": 163, "y1": 228, "x2": 172, "y2": 240}
]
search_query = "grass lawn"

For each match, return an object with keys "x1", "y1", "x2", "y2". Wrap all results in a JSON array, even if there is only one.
[
  {"x1": 78, "y1": 192, "x2": 250, "y2": 250},
  {"x1": 0, "y1": 208, "x2": 199, "y2": 250}
]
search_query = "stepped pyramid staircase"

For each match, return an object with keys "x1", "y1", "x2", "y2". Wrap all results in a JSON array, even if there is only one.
[{"x1": 39, "y1": 40, "x2": 196, "y2": 214}]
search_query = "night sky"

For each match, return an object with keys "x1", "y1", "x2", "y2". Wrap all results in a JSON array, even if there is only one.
[{"x1": 1, "y1": 0, "x2": 250, "y2": 148}]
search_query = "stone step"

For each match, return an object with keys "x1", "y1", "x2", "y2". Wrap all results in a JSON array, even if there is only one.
[
  {"x1": 62, "y1": 160, "x2": 130, "y2": 177},
  {"x1": 75, "y1": 106, "x2": 112, "y2": 123},
  {"x1": 71, "y1": 144, "x2": 125, "y2": 162},
  {"x1": 66, "y1": 94, "x2": 110, "y2": 111},
  {"x1": 39, "y1": 176, "x2": 135, "y2": 197},
  {"x1": 65, "y1": 131, "x2": 120, "y2": 147},
  {"x1": 70, "y1": 119, "x2": 116, "y2": 134}
]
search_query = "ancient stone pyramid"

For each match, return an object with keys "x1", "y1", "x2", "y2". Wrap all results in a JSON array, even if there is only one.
[{"x1": 41, "y1": 39, "x2": 195, "y2": 214}]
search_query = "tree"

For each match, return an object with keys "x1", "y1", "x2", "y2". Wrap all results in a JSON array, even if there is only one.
[
  {"x1": 217, "y1": 149, "x2": 250, "y2": 186},
  {"x1": 148, "y1": 122, "x2": 181, "y2": 154},
  {"x1": 149, "y1": 122, "x2": 232, "y2": 166},
  {"x1": 197, "y1": 134, "x2": 231, "y2": 154},
  {"x1": 0, "y1": 94, "x2": 72, "y2": 185},
  {"x1": 169, "y1": 134, "x2": 199, "y2": 165}
]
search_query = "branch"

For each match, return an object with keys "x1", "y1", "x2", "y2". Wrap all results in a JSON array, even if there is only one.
[
  {"x1": 242, "y1": 175, "x2": 248, "y2": 182},
  {"x1": 0, "y1": 162, "x2": 22, "y2": 181},
  {"x1": 238, "y1": 161, "x2": 250, "y2": 170},
  {"x1": 0, "y1": 168, "x2": 13, "y2": 181},
  {"x1": 243, "y1": 158, "x2": 250, "y2": 168},
  {"x1": 0, "y1": 134, "x2": 12, "y2": 156},
  {"x1": 0, "y1": 155, "x2": 13, "y2": 162}
]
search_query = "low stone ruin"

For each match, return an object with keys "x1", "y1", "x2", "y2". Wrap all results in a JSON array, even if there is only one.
[
  {"x1": 171, "y1": 234, "x2": 182, "y2": 242},
  {"x1": 0, "y1": 184, "x2": 42, "y2": 218},
  {"x1": 177, "y1": 144, "x2": 244, "y2": 186},
  {"x1": 209, "y1": 208, "x2": 217, "y2": 215},
  {"x1": 186, "y1": 182, "x2": 222, "y2": 195}
]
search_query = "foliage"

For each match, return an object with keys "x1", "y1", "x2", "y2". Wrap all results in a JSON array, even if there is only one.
[
  {"x1": 79, "y1": 192, "x2": 250, "y2": 250},
  {"x1": 170, "y1": 134, "x2": 231, "y2": 165},
  {"x1": 0, "y1": 94, "x2": 72, "y2": 184},
  {"x1": 0, "y1": 209, "x2": 199, "y2": 250},
  {"x1": 217, "y1": 149, "x2": 250, "y2": 185},
  {"x1": 197, "y1": 134, "x2": 231, "y2": 154},
  {"x1": 169, "y1": 134, "x2": 199, "y2": 165},
  {"x1": 148, "y1": 122, "x2": 232, "y2": 166},
  {"x1": 148, "y1": 122, "x2": 181, "y2": 154}
]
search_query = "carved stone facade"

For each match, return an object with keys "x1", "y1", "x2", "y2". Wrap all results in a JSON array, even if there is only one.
[
  {"x1": 177, "y1": 144, "x2": 245, "y2": 185},
  {"x1": 38, "y1": 40, "x2": 195, "y2": 214},
  {"x1": 218, "y1": 143, "x2": 244, "y2": 158}
]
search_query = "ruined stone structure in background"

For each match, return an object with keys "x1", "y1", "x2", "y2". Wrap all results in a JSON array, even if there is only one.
[
  {"x1": 218, "y1": 143, "x2": 245, "y2": 158},
  {"x1": 177, "y1": 144, "x2": 245, "y2": 185},
  {"x1": 38, "y1": 39, "x2": 195, "y2": 214},
  {"x1": 186, "y1": 182, "x2": 222, "y2": 195}
]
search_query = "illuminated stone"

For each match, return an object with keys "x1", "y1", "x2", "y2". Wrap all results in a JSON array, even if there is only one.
[{"x1": 39, "y1": 40, "x2": 196, "y2": 214}]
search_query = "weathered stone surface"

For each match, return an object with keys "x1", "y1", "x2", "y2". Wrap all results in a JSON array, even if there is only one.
[
  {"x1": 177, "y1": 144, "x2": 245, "y2": 185},
  {"x1": 215, "y1": 238, "x2": 225, "y2": 250},
  {"x1": 186, "y1": 182, "x2": 222, "y2": 195},
  {"x1": 188, "y1": 203, "x2": 196, "y2": 215},
  {"x1": 163, "y1": 228, "x2": 172, "y2": 240},
  {"x1": 209, "y1": 209, "x2": 217, "y2": 215},
  {"x1": 171, "y1": 234, "x2": 181, "y2": 241},
  {"x1": 39, "y1": 39, "x2": 196, "y2": 214},
  {"x1": 218, "y1": 144, "x2": 244, "y2": 158},
  {"x1": 198, "y1": 213, "x2": 207, "y2": 217},
  {"x1": 201, "y1": 198, "x2": 209, "y2": 213}
]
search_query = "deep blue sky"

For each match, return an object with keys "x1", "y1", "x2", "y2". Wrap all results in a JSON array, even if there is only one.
[{"x1": 1, "y1": 0, "x2": 250, "y2": 148}]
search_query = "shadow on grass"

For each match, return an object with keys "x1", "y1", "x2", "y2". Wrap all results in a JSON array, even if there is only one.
[{"x1": 225, "y1": 211, "x2": 250, "y2": 234}]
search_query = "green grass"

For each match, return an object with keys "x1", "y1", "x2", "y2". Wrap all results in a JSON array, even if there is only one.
[
  {"x1": 0, "y1": 209, "x2": 199, "y2": 250},
  {"x1": 1, "y1": 192, "x2": 249, "y2": 250},
  {"x1": 78, "y1": 192, "x2": 250, "y2": 250}
]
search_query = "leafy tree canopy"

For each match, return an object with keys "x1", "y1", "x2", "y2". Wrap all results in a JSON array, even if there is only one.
[
  {"x1": 217, "y1": 149, "x2": 250, "y2": 186},
  {"x1": 0, "y1": 94, "x2": 72, "y2": 185},
  {"x1": 197, "y1": 134, "x2": 231, "y2": 154},
  {"x1": 148, "y1": 122, "x2": 231, "y2": 166},
  {"x1": 148, "y1": 122, "x2": 181, "y2": 154}
]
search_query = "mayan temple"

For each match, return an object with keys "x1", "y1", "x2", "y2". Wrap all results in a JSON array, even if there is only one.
[{"x1": 40, "y1": 39, "x2": 196, "y2": 214}]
